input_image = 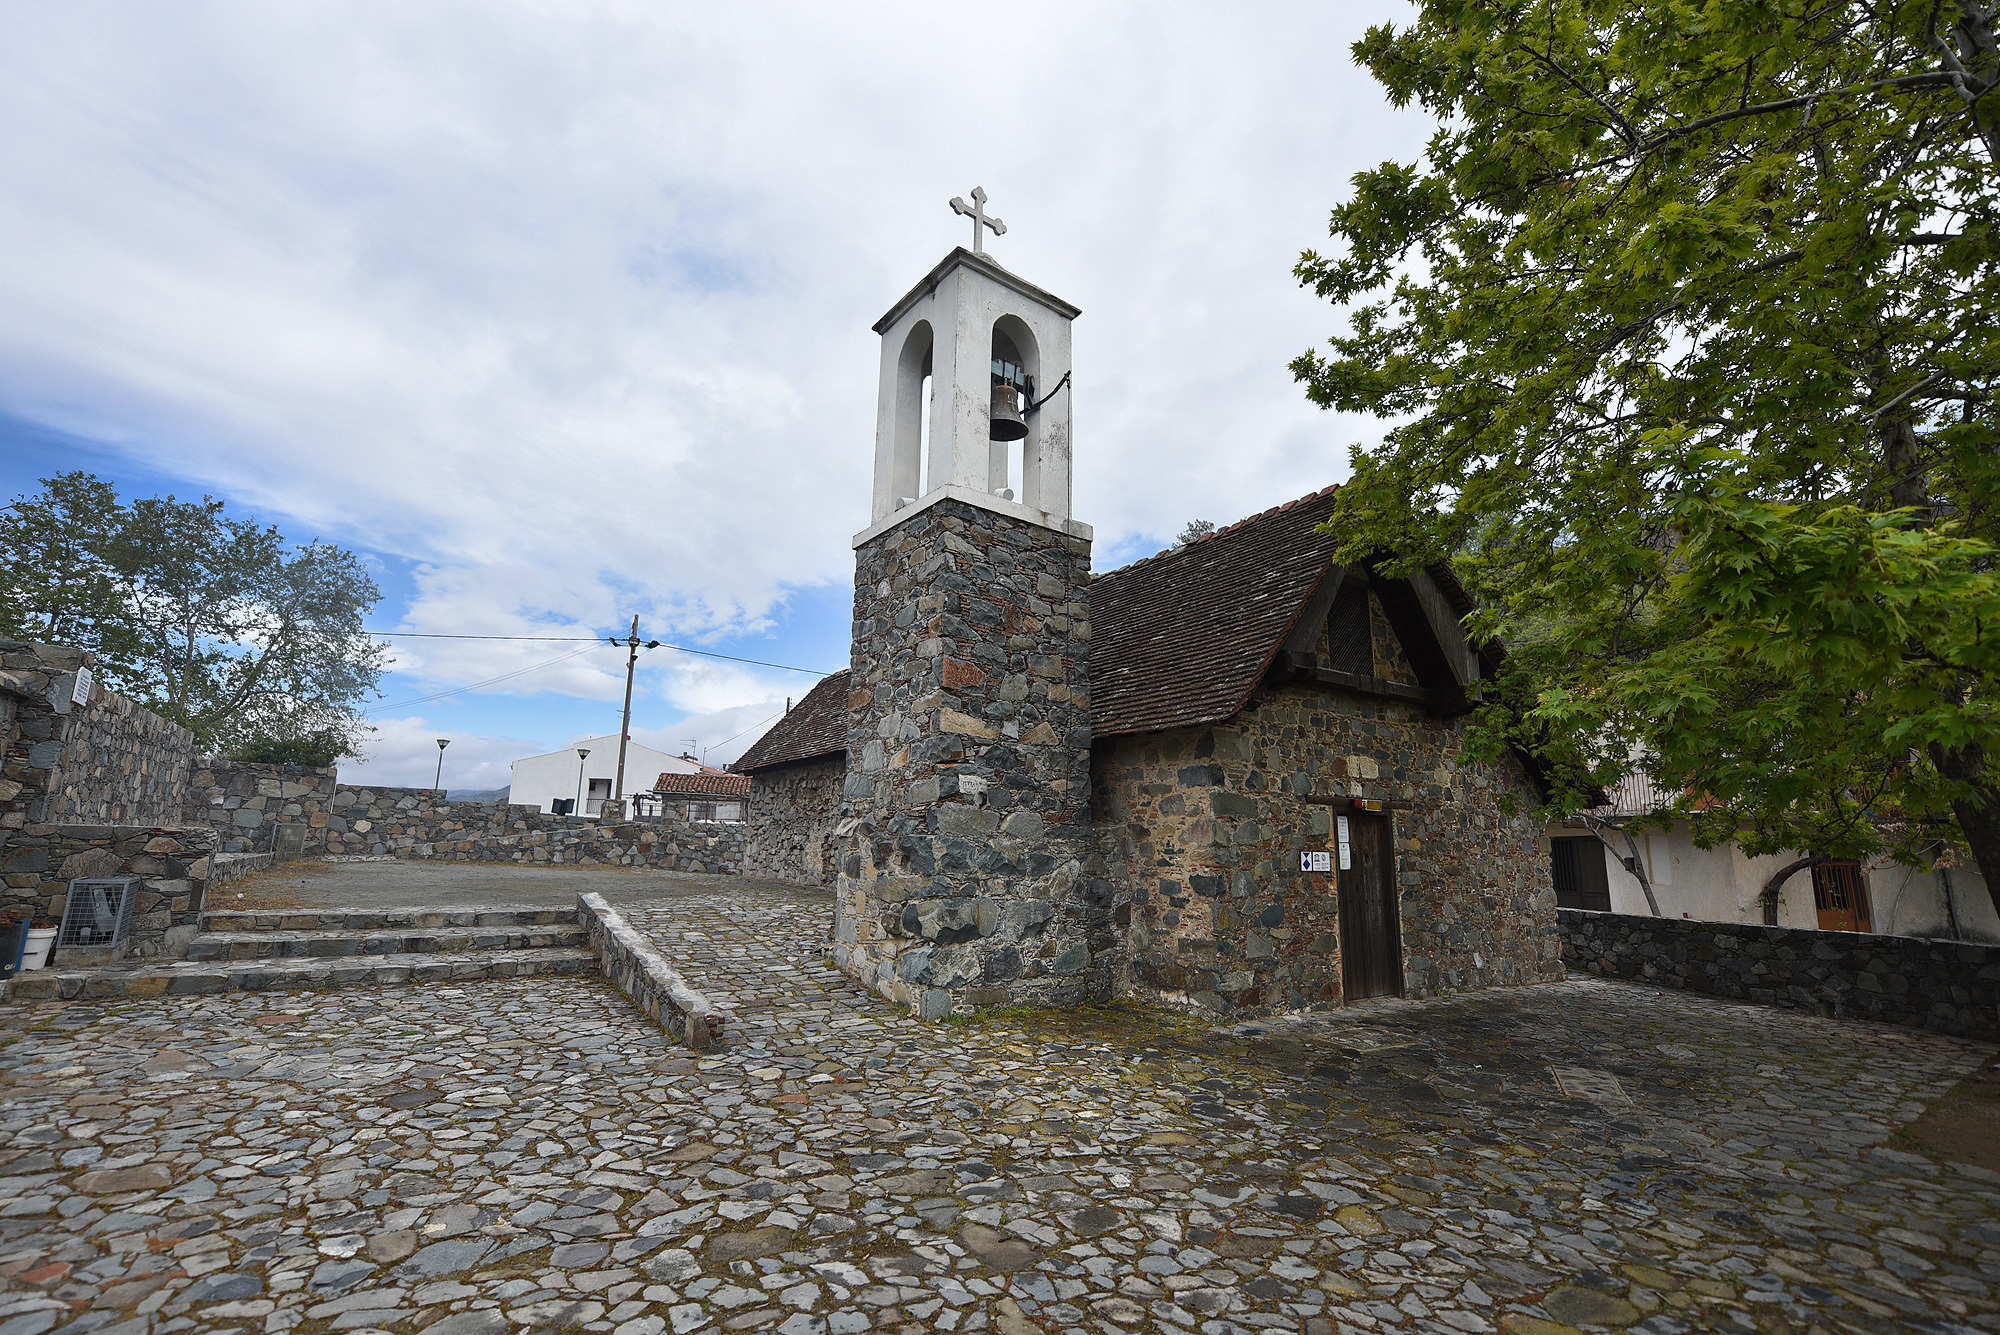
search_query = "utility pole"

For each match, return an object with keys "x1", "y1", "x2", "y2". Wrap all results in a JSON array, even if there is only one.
[{"x1": 614, "y1": 615, "x2": 639, "y2": 801}]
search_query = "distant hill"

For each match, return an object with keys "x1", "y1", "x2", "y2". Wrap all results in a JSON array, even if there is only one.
[{"x1": 448, "y1": 787, "x2": 510, "y2": 803}]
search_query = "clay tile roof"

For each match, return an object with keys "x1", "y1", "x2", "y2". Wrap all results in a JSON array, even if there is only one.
[
  {"x1": 1088, "y1": 485, "x2": 1342, "y2": 740},
  {"x1": 651, "y1": 771, "x2": 752, "y2": 797},
  {"x1": 732, "y1": 669, "x2": 851, "y2": 772}
]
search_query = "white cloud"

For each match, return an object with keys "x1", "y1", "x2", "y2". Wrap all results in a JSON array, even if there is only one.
[
  {"x1": 339, "y1": 716, "x2": 542, "y2": 792},
  {"x1": 0, "y1": 2, "x2": 1425, "y2": 727},
  {"x1": 632, "y1": 700, "x2": 790, "y2": 770}
]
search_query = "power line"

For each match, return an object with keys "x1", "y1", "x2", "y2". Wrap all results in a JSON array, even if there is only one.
[
  {"x1": 375, "y1": 632, "x2": 602, "y2": 641},
  {"x1": 366, "y1": 645, "x2": 602, "y2": 713},
  {"x1": 708, "y1": 709, "x2": 785, "y2": 756},
  {"x1": 371, "y1": 630, "x2": 835, "y2": 676}
]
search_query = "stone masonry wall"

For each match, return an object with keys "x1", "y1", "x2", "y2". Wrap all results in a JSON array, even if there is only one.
[
  {"x1": 1096, "y1": 682, "x2": 1564, "y2": 1018},
  {"x1": 836, "y1": 497, "x2": 1111, "y2": 1018},
  {"x1": 321, "y1": 784, "x2": 745, "y2": 873},
  {"x1": 0, "y1": 824, "x2": 221, "y2": 959},
  {"x1": 1561, "y1": 908, "x2": 2000, "y2": 1042},
  {"x1": 744, "y1": 756, "x2": 844, "y2": 886},
  {"x1": 183, "y1": 759, "x2": 340, "y2": 853},
  {"x1": 0, "y1": 639, "x2": 194, "y2": 829},
  {"x1": 178, "y1": 761, "x2": 747, "y2": 873}
]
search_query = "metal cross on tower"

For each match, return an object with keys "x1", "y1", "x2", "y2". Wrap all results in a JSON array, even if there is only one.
[{"x1": 949, "y1": 187, "x2": 1006, "y2": 254}]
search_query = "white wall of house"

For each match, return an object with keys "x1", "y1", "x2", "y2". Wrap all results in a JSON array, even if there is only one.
[
  {"x1": 1578, "y1": 820, "x2": 1999, "y2": 943},
  {"x1": 508, "y1": 737, "x2": 700, "y2": 815}
]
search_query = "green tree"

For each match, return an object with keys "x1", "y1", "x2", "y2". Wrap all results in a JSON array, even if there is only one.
[
  {"x1": 1176, "y1": 519, "x2": 1217, "y2": 547},
  {"x1": 0, "y1": 473, "x2": 386, "y2": 757},
  {"x1": 0, "y1": 471, "x2": 139, "y2": 662},
  {"x1": 1293, "y1": 2, "x2": 2000, "y2": 913}
]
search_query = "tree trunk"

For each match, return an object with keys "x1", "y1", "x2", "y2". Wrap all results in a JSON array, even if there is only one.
[
  {"x1": 1757, "y1": 856, "x2": 1821, "y2": 926},
  {"x1": 1583, "y1": 812, "x2": 1662, "y2": 916},
  {"x1": 1881, "y1": 414, "x2": 1930, "y2": 512},
  {"x1": 1932, "y1": 741, "x2": 2000, "y2": 921}
]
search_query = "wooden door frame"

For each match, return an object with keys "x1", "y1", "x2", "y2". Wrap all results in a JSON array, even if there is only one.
[{"x1": 1339, "y1": 809, "x2": 1405, "y2": 1000}]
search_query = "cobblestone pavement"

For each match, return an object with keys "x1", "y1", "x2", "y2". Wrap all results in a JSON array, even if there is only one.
[{"x1": 1, "y1": 880, "x2": 1996, "y2": 1335}]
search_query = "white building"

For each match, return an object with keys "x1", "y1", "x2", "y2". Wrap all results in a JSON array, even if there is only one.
[
  {"x1": 1551, "y1": 776, "x2": 1998, "y2": 943},
  {"x1": 509, "y1": 737, "x2": 700, "y2": 816}
]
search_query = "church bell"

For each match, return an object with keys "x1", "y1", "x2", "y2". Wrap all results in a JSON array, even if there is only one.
[{"x1": 989, "y1": 380, "x2": 1027, "y2": 441}]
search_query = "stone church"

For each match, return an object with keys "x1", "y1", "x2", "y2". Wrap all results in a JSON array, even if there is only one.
[{"x1": 736, "y1": 225, "x2": 1562, "y2": 1019}]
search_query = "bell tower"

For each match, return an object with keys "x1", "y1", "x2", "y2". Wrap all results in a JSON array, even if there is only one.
[
  {"x1": 861, "y1": 189, "x2": 1082, "y2": 541},
  {"x1": 835, "y1": 190, "x2": 1110, "y2": 1019}
]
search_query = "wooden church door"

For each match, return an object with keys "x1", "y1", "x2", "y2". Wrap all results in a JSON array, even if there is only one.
[{"x1": 1338, "y1": 812, "x2": 1403, "y2": 999}]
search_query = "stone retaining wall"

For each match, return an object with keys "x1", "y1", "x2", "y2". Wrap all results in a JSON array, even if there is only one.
[
  {"x1": 1560, "y1": 908, "x2": 2000, "y2": 1043},
  {"x1": 0, "y1": 824, "x2": 221, "y2": 960},
  {"x1": 577, "y1": 892, "x2": 720, "y2": 1048},
  {"x1": 743, "y1": 755, "x2": 843, "y2": 886}
]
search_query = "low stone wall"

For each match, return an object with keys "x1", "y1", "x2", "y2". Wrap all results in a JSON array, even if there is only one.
[
  {"x1": 1560, "y1": 908, "x2": 2000, "y2": 1043},
  {"x1": 0, "y1": 824, "x2": 221, "y2": 960},
  {"x1": 743, "y1": 755, "x2": 843, "y2": 886},
  {"x1": 577, "y1": 892, "x2": 720, "y2": 1048},
  {"x1": 324, "y1": 785, "x2": 747, "y2": 873},
  {"x1": 178, "y1": 770, "x2": 748, "y2": 874},
  {"x1": 1, "y1": 639, "x2": 195, "y2": 829},
  {"x1": 183, "y1": 759, "x2": 339, "y2": 853}
]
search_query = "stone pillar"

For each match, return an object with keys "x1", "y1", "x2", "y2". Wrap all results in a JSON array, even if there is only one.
[{"x1": 834, "y1": 496, "x2": 1112, "y2": 1017}]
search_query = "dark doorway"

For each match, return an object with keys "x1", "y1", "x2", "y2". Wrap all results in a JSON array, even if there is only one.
[
  {"x1": 1811, "y1": 860, "x2": 1872, "y2": 933},
  {"x1": 1338, "y1": 811, "x2": 1403, "y2": 999},
  {"x1": 1551, "y1": 835, "x2": 1612, "y2": 911}
]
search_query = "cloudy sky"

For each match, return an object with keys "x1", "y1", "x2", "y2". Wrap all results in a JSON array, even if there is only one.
[{"x1": 0, "y1": 1, "x2": 1424, "y2": 791}]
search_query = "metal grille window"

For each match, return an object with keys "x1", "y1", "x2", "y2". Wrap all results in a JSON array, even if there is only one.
[
  {"x1": 1811, "y1": 860, "x2": 1872, "y2": 932},
  {"x1": 1325, "y1": 584, "x2": 1373, "y2": 676},
  {"x1": 59, "y1": 877, "x2": 140, "y2": 950}
]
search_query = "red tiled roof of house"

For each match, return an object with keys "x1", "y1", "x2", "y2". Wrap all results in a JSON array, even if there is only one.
[
  {"x1": 651, "y1": 771, "x2": 752, "y2": 796},
  {"x1": 1087, "y1": 485, "x2": 1344, "y2": 740},
  {"x1": 731, "y1": 669, "x2": 850, "y2": 772}
]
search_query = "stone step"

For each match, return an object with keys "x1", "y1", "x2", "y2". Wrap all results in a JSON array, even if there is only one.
[
  {"x1": 185, "y1": 924, "x2": 589, "y2": 961},
  {"x1": 2, "y1": 947, "x2": 600, "y2": 1003},
  {"x1": 200, "y1": 905, "x2": 579, "y2": 933}
]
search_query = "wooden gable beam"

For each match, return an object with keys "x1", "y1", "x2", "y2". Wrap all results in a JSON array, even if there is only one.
[
  {"x1": 1407, "y1": 569, "x2": 1481, "y2": 689},
  {"x1": 1280, "y1": 563, "x2": 1347, "y2": 656},
  {"x1": 1365, "y1": 564, "x2": 1479, "y2": 713}
]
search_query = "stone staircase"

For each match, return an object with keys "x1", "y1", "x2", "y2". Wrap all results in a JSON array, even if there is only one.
[{"x1": 4, "y1": 906, "x2": 599, "y2": 1002}]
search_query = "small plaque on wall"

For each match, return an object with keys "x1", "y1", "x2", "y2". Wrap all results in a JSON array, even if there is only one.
[
  {"x1": 1300, "y1": 850, "x2": 1332, "y2": 873},
  {"x1": 71, "y1": 667, "x2": 93, "y2": 705}
]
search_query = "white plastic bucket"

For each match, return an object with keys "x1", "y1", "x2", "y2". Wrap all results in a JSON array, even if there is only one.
[{"x1": 20, "y1": 928, "x2": 57, "y2": 970}]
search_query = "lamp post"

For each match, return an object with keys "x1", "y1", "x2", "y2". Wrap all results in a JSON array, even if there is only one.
[
  {"x1": 433, "y1": 738, "x2": 450, "y2": 793},
  {"x1": 574, "y1": 747, "x2": 591, "y2": 817}
]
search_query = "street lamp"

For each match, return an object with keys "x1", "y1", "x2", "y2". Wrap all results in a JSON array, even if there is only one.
[
  {"x1": 434, "y1": 738, "x2": 450, "y2": 793},
  {"x1": 574, "y1": 747, "x2": 591, "y2": 817}
]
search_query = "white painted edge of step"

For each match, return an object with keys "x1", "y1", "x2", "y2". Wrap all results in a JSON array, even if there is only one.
[{"x1": 576, "y1": 892, "x2": 720, "y2": 1051}]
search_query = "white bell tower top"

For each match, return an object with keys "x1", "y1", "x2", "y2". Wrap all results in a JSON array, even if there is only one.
[{"x1": 855, "y1": 201, "x2": 1087, "y2": 547}]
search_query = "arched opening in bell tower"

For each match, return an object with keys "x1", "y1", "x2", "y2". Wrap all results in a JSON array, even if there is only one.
[
  {"x1": 891, "y1": 320, "x2": 934, "y2": 505},
  {"x1": 990, "y1": 316, "x2": 1040, "y2": 504}
]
